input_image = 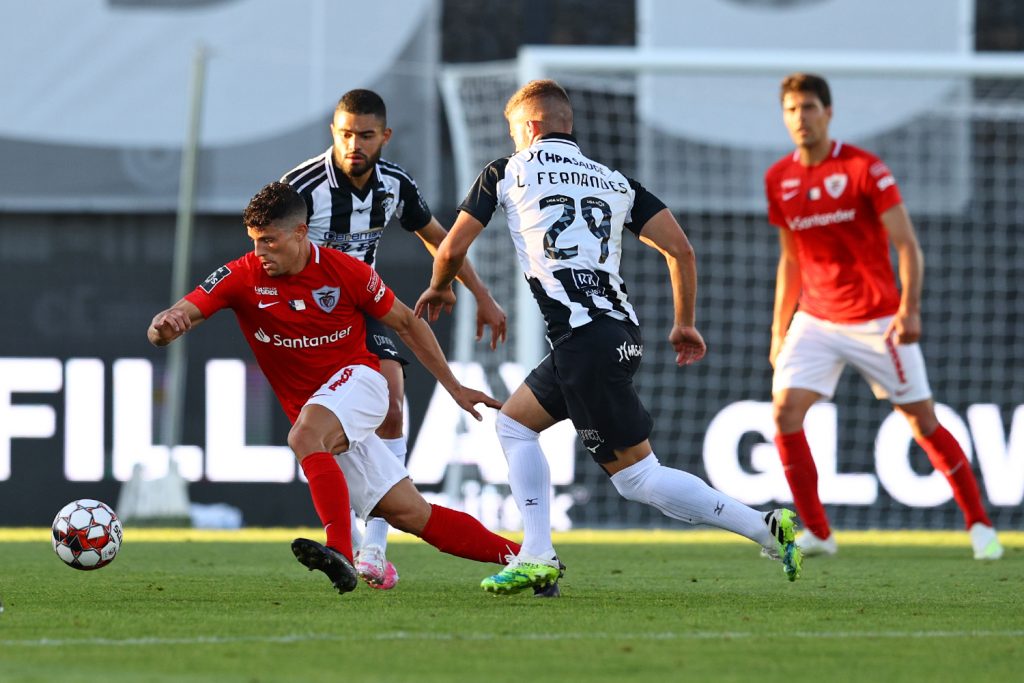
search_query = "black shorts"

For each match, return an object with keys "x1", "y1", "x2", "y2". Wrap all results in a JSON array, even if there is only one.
[
  {"x1": 524, "y1": 315, "x2": 652, "y2": 463},
  {"x1": 364, "y1": 316, "x2": 409, "y2": 366}
]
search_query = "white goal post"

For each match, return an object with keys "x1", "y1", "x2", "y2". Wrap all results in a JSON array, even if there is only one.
[
  {"x1": 438, "y1": 47, "x2": 1024, "y2": 531},
  {"x1": 516, "y1": 46, "x2": 1024, "y2": 79}
]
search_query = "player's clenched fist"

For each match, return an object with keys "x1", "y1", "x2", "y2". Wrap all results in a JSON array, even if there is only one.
[{"x1": 148, "y1": 307, "x2": 192, "y2": 346}]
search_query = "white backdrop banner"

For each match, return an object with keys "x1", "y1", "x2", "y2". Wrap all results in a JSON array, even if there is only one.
[
  {"x1": 0, "y1": 0, "x2": 439, "y2": 211},
  {"x1": 638, "y1": 0, "x2": 971, "y2": 148},
  {"x1": 635, "y1": 0, "x2": 972, "y2": 213}
]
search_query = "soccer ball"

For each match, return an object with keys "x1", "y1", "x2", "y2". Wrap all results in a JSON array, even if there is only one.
[{"x1": 51, "y1": 499, "x2": 123, "y2": 570}]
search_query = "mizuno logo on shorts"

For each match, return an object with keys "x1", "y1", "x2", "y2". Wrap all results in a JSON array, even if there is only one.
[{"x1": 615, "y1": 341, "x2": 643, "y2": 363}]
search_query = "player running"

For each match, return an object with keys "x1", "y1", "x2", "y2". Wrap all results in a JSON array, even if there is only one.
[
  {"x1": 148, "y1": 182, "x2": 534, "y2": 596},
  {"x1": 281, "y1": 89, "x2": 507, "y2": 589},
  {"x1": 763, "y1": 73, "x2": 1002, "y2": 560},
  {"x1": 417, "y1": 79, "x2": 803, "y2": 593}
]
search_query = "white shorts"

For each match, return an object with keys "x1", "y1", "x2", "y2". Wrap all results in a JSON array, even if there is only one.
[
  {"x1": 772, "y1": 312, "x2": 932, "y2": 404},
  {"x1": 306, "y1": 365, "x2": 408, "y2": 519},
  {"x1": 334, "y1": 434, "x2": 408, "y2": 520}
]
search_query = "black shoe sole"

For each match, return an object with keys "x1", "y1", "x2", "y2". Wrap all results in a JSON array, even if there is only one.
[
  {"x1": 532, "y1": 559, "x2": 566, "y2": 598},
  {"x1": 291, "y1": 538, "x2": 358, "y2": 595},
  {"x1": 532, "y1": 581, "x2": 561, "y2": 598}
]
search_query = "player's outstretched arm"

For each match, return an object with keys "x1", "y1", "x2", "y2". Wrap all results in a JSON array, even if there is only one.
[
  {"x1": 638, "y1": 208, "x2": 707, "y2": 366},
  {"x1": 148, "y1": 299, "x2": 205, "y2": 347},
  {"x1": 415, "y1": 211, "x2": 486, "y2": 321},
  {"x1": 414, "y1": 217, "x2": 507, "y2": 349},
  {"x1": 379, "y1": 297, "x2": 502, "y2": 420}
]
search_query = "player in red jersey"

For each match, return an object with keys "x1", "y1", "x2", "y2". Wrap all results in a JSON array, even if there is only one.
[
  {"x1": 147, "y1": 182, "x2": 541, "y2": 596},
  {"x1": 282, "y1": 90, "x2": 508, "y2": 589},
  {"x1": 764, "y1": 73, "x2": 1002, "y2": 560}
]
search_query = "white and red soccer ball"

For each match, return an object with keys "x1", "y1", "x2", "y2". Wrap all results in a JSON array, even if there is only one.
[{"x1": 51, "y1": 499, "x2": 123, "y2": 570}]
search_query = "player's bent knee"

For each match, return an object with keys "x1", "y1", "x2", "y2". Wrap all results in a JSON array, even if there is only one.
[
  {"x1": 611, "y1": 477, "x2": 650, "y2": 504},
  {"x1": 287, "y1": 424, "x2": 325, "y2": 459},
  {"x1": 495, "y1": 413, "x2": 539, "y2": 452},
  {"x1": 609, "y1": 454, "x2": 659, "y2": 504}
]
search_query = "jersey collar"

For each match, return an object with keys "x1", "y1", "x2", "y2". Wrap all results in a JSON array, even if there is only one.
[
  {"x1": 534, "y1": 132, "x2": 580, "y2": 150},
  {"x1": 323, "y1": 147, "x2": 340, "y2": 188},
  {"x1": 322, "y1": 146, "x2": 383, "y2": 197},
  {"x1": 790, "y1": 139, "x2": 842, "y2": 163}
]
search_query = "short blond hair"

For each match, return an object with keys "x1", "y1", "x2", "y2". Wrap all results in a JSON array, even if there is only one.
[{"x1": 504, "y1": 79, "x2": 573, "y2": 131}]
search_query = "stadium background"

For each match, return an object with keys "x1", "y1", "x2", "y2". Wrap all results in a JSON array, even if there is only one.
[{"x1": 0, "y1": 0, "x2": 1021, "y2": 529}]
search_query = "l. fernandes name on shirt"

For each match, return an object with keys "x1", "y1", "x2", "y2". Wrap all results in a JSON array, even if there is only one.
[{"x1": 535, "y1": 171, "x2": 629, "y2": 192}]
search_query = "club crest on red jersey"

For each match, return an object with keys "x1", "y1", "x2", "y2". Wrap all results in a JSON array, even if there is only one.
[
  {"x1": 312, "y1": 286, "x2": 340, "y2": 313},
  {"x1": 824, "y1": 173, "x2": 848, "y2": 199}
]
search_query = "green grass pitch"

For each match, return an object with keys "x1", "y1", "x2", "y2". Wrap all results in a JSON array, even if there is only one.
[{"x1": 1, "y1": 528, "x2": 1021, "y2": 683}]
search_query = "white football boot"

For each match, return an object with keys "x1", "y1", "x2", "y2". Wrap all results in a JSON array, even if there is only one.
[
  {"x1": 796, "y1": 529, "x2": 838, "y2": 557},
  {"x1": 969, "y1": 523, "x2": 1004, "y2": 560}
]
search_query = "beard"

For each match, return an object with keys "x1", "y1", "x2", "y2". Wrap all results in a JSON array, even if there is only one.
[{"x1": 338, "y1": 148, "x2": 381, "y2": 179}]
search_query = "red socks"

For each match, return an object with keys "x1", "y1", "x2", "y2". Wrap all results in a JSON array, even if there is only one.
[
  {"x1": 775, "y1": 430, "x2": 831, "y2": 539},
  {"x1": 775, "y1": 425, "x2": 992, "y2": 534},
  {"x1": 916, "y1": 425, "x2": 992, "y2": 528},
  {"x1": 299, "y1": 452, "x2": 353, "y2": 561},
  {"x1": 420, "y1": 504, "x2": 521, "y2": 565}
]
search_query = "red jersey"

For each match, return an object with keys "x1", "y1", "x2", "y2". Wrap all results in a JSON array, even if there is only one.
[
  {"x1": 185, "y1": 242, "x2": 396, "y2": 423},
  {"x1": 764, "y1": 141, "x2": 903, "y2": 323}
]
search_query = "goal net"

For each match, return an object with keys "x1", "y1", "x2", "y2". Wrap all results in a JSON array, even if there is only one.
[{"x1": 437, "y1": 48, "x2": 1024, "y2": 531}]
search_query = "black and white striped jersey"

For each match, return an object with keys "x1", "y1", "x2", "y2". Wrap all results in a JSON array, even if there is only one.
[
  {"x1": 458, "y1": 133, "x2": 666, "y2": 347},
  {"x1": 281, "y1": 148, "x2": 433, "y2": 268}
]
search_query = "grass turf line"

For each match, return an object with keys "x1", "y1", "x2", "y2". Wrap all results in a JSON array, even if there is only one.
[
  {"x1": 0, "y1": 537, "x2": 1019, "y2": 683},
  {"x1": 5, "y1": 526, "x2": 1023, "y2": 546}
]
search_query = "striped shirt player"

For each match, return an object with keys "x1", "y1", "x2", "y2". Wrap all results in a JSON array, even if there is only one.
[
  {"x1": 420, "y1": 80, "x2": 804, "y2": 593},
  {"x1": 452, "y1": 131, "x2": 674, "y2": 461},
  {"x1": 458, "y1": 133, "x2": 664, "y2": 349},
  {"x1": 281, "y1": 150, "x2": 432, "y2": 269}
]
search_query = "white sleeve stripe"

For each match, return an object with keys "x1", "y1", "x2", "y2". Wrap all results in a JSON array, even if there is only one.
[
  {"x1": 292, "y1": 170, "x2": 328, "y2": 194},
  {"x1": 377, "y1": 159, "x2": 415, "y2": 183},
  {"x1": 283, "y1": 150, "x2": 330, "y2": 176}
]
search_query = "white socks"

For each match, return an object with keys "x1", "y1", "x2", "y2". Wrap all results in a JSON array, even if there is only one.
[
  {"x1": 610, "y1": 453, "x2": 772, "y2": 546},
  {"x1": 349, "y1": 509, "x2": 364, "y2": 548},
  {"x1": 496, "y1": 413, "x2": 554, "y2": 559},
  {"x1": 356, "y1": 436, "x2": 408, "y2": 552}
]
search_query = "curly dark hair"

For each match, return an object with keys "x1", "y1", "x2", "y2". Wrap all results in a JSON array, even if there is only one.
[
  {"x1": 780, "y1": 73, "x2": 832, "y2": 108},
  {"x1": 335, "y1": 88, "x2": 387, "y2": 125},
  {"x1": 242, "y1": 182, "x2": 307, "y2": 230}
]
